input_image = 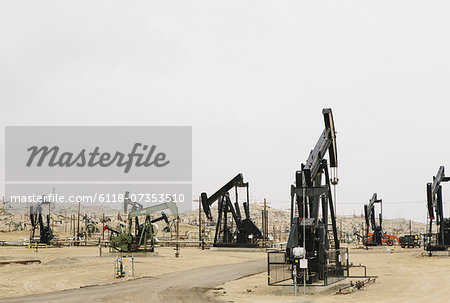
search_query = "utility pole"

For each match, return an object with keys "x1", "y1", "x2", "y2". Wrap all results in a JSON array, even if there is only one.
[
  {"x1": 84, "y1": 213, "x2": 87, "y2": 245},
  {"x1": 175, "y1": 216, "x2": 180, "y2": 257},
  {"x1": 195, "y1": 198, "x2": 202, "y2": 247},
  {"x1": 102, "y1": 213, "x2": 105, "y2": 241},
  {"x1": 273, "y1": 223, "x2": 276, "y2": 242},
  {"x1": 260, "y1": 198, "x2": 270, "y2": 247},
  {"x1": 52, "y1": 187, "x2": 55, "y2": 210},
  {"x1": 77, "y1": 202, "x2": 80, "y2": 241}
]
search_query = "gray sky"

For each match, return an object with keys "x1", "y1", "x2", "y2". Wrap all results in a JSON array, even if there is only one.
[{"x1": 1, "y1": 1, "x2": 449, "y2": 222}]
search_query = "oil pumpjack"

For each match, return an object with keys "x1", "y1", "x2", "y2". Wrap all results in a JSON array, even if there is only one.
[
  {"x1": 363, "y1": 194, "x2": 383, "y2": 246},
  {"x1": 285, "y1": 108, "x2": 344, "y2": 285},
  {"x1": 425, "y1": 166, "x2": 450, "y2": 254},
  {"x1": 201, "y1": 174, "x2": 262, "y2": 247},
  {"x1": 104, "y1": 193, "x2": 178, "y2": 252},
  {"x1": 355, "y1": 193, "x2": 398, "y2": 247},
  {"x1": 29, "y1": 197, "x2": 53, "y2": 245}
]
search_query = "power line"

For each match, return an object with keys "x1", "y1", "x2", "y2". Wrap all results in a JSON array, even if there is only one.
[{"x1": 251, "y1": 200, "x2": 433, "y2": 205}]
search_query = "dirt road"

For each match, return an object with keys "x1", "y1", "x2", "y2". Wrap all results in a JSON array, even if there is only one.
[{"x1": 0, "y1": 259, "x2": 266, "y2": 303}]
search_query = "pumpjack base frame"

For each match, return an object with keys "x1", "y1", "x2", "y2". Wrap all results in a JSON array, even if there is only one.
[
  {"x1": 212, "y1": 243, "x2": 260, "y2": 248},
  {"x1": 425, "y1": 245, "x2": 449, "y2": 252}
]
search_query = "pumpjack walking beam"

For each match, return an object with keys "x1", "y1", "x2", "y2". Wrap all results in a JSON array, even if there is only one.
[
  {"x1": 426, "y1": 166, "x2": 450, "y2": 252},
  {"x1": 201, "y1": 174, "x2": 262, "y2": 247}
]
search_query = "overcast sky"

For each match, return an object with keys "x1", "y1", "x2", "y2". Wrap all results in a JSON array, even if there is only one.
[{"x1": 1, "y1": 1, "x2": 449, "y2": 222}]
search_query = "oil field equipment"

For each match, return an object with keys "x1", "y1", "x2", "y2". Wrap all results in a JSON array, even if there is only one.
[
  {"x1": 363, "y1": 193, "x2": 383, "y2": 246},
  {"x1": 29, "y1": 197, "x2": 53, "y2": 245},
  {"x1": 201, "y1": 174, "x2": 262, "y2": 247},
  {"x1": 355, "y1": 193, "x2": 399, "y2": 247},
  {"x1": 269, "y1": 108, "x2": 347, "y2": 287},
  {"x1": 104, "y1": 194, "x2": 178, "y2": 252},
  {"x1": 268, "y1": 109, "x2": 375, "y2": 288},
  {"x1": 123, "y1": 191, "x2": 143, "y2": 213},
  {"x1": 399, "y1": 234, "x2": 419, "y2": 248},
  {"x1": 114, "y1": 256, "x2": 134, "y2": 278},
  {"x1": 425, "y1": 166, "x2": 450, "y2": 254},
  {"x1": 81, "y1": 215, "x2": 99, "y2": 238}
]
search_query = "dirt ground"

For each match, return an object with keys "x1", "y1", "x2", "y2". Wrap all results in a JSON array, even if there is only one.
[
  {"x1": 213, "y1": 246, "x2": 450, "y2": 303},
  {"x1": 1, "y1": 230, "x2": 449, "y2": 302},
  {"x1": 0, "y1": 259, "x2": 266, "y2": 303},
  {"x1": 0, "y1": 232, "x2": 266, "y2": 299}
]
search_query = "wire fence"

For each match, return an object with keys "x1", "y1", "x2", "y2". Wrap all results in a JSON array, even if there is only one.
[
  {"x1": 267, "y1": 248, "x2": 349, "y2": 286},
  {"x1": 267, "y1": 250, "x2": 291, "y2": 286}
]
